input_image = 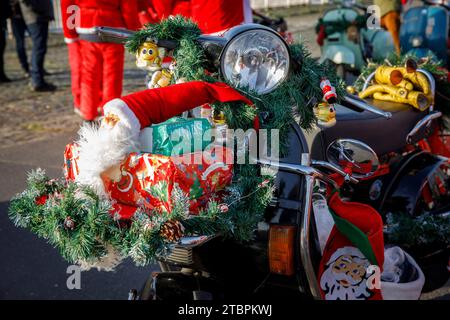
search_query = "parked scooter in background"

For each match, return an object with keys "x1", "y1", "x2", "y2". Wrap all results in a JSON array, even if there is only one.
[
  {"x1": 316, "y1": 0, "x2": 395, "y2": 82},
  {"x1": 400, "y1": 0, "x2": 449, "y2": 68}
]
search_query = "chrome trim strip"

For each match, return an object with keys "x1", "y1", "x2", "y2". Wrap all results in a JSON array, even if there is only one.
[
  {"x1": 343, "y1": 95, "x2": 392, "y2": 119},
  {"x1": 406, "y1": 111, "x2": 442, "y2": 144},
  {"x1": 300, "y1": 175, "x2": 322, "y2": 299}
]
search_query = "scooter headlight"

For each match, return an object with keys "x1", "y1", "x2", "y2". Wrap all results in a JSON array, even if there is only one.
[
  {"x1": 411, "y1": 36, "x2": 423, "y2": 48},
  {"x1": 220, "y1": 29, "x2": 290, "y2": 95}
]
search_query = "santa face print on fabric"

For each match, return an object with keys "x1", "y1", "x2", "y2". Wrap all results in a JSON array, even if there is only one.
[{"x1": 320, "y1": 246, "x2": 373, "y2": 300}]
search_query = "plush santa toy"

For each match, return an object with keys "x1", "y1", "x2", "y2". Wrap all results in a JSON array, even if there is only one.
[
  {"x1": 75, "y1": 81, "x2": 256, "y2": 198},
  {"x1": 318, "y1": 192, "x2": 385, "y2": 300}
]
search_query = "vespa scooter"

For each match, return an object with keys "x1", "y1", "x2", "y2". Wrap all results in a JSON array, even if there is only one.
[
  {"x1": 316, "y1": 0, "x2": 395, "y2": 82},
  {"x1": 400, "y1": 0, "x2": 449, "y2": 67},
  {"x1": 93, "y1": 25, "x2": 449, "y2": 300}
]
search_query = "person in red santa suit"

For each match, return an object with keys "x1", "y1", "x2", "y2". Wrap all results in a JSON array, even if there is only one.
[
  {"x1": 137, "y1": 0, "x2": 191, "y2": 26},
  {"x1": 65, "y1": 0, "x2": 140, "y2": 121},
  {"x1": 190, "y1": 0, "x2": 251, "y2": 35},
  {"x1": 60, "y1": 0, "x2": 82, "y2": 113}
]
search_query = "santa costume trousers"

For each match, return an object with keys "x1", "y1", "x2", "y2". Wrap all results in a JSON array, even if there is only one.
[
  {"x1": 79, "y1": 40, "x2": 124, "y2": 120},
  {"x1": 67, "y1": 41, "x2": 81, "y2": 109}
]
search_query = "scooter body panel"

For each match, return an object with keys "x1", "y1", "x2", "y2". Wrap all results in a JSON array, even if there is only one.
[
  {"x1": 362, "y1": 28, "x2": 395, "y2": 61},
  {"x1": 319, "y1": 7, "x2": 365, "y2": 70},
  {"x1": 400, "y1": 5, "x2": 449, "y2": 63},
  {"x1": 320, "y1": 44, "x2": 356, "y2": 67}
]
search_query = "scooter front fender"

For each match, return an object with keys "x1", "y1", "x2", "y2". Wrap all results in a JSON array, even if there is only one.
[{"x1": 319, "y1": 45, "x2": 356, "y2": 68}]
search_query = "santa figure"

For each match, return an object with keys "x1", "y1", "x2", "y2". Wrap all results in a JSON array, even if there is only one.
[
  {"x1": 75, "y1": 81, "x2": 256, "y2": 197},
  {"x1": 62, "y1": 0, "x2": 140, "y2": 121}
]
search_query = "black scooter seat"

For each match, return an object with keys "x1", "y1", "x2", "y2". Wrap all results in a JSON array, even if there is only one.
[{"x1": 319, "y1": 98, "x2": 427, "y2": 156}]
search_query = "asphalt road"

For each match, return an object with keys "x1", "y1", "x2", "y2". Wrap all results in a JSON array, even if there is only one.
[{"x1": 0, "y1": 132, "x2": 155, "y2": 299}]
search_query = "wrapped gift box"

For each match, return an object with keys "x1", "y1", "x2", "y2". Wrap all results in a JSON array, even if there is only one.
[
  {"x1": 64, "y1": 143, "x2": 233, "y2": 218},
  {"x1": 139, "y1": 117, "x2": 212, "y2": 156}
]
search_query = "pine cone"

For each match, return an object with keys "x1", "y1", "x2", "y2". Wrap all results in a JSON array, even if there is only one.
[
  {"x1": 64, "y1": 216, "x2": 75, "y2": 230},
  {"x1": 159, "y1": 220, "x2": 184, "y2": 242}
]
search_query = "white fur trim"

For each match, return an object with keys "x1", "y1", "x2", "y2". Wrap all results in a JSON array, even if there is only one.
[
  {"x1": 64, "y1": 37, "x2": 79, "y2": 44},
  {"x1": 381, "y1": 247, "x2": 425, "y2": 300},
  {"x1": 75, "y1": 100, "x2": 141, "y2": 198},
  {"x1": 75, "y1": 27, "x2": 97, "y2": 34},
  {"x1": 77, "y1": 245, "x2": 124, "y2": 272}
]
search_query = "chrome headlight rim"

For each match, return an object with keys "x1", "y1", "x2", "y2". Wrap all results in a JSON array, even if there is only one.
[{"x1": 219, "y1": 25, "x2": 291, "y2": 95}]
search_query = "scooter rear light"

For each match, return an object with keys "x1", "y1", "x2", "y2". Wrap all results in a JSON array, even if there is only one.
[{"x1": 268, "y1": 225, "x2": 296, "y2": 276}]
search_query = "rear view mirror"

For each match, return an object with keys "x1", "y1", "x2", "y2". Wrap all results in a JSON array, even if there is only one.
[{"x1": 326, "y1": 139, "x2": 380, "y2": 178}]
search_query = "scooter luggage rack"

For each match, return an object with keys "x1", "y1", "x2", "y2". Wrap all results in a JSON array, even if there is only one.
[
  {"x1": 360, "y1": 68, "x2": 442, "y2": 144},
  {"x1": 362, "y1": 68, "x2": 436, "y2": 112},
  {"x1": 159, "y1": 235, "x2": 218, "y2": 266}
]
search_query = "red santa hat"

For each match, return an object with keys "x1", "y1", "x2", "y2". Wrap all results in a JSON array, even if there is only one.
[{"x1": 75, "y1": 81, "x2": 255, "y2": 198}]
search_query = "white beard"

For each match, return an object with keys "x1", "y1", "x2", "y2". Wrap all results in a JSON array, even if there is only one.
[
  {"x1": 320, "y1": 246, "x2": 373, "y2": 300},
  {"x1": 75, "y1": 121, "x2": 140, "y2": 198}
]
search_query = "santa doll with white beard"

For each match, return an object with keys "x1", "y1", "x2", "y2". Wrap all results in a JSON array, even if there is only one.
[{"x1": 74, "y1": 80, "x2": 256, "y2": 199}]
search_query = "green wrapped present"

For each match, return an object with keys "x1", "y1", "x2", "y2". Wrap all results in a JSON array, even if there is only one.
[{"x1": 139, "y1": 117, "x2": 212, "y2": 156}]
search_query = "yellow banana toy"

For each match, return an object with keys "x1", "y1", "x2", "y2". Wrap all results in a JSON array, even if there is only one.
[
  {"x1": 359, "y1": 84, "x2": 409, "y2": 99},
  {"x1": 401, "y1": 69, "x2": 431, "y2": 95},
  {"x1": 374, "y1": 66, "x2": 414, "y2": 90},
  {"x1": 373, "y1": 91, "x2": 430, "y2": 111}
]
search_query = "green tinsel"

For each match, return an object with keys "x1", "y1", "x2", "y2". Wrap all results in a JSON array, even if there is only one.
[
  {"x1": 9, "y1": 17, "x2": 343, "y2": 267},
  {"x1": 385, "y1": 212, "x2": 450, "y2": 256}
]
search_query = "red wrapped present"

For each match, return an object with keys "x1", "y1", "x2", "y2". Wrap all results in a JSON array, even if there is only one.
[
  {"x1": 172, "y1": 146, "x2": 233, "y2": 212},
  {"x1": 64, "y1": 143, "x2": 233, "y2": 217},
  {"x1": 103, "y1": 152, "x2": 176, "y2": 213}
]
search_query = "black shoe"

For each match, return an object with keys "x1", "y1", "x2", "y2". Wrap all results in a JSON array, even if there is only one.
[
  {"x1": 0, "y1": 75, "x2": 12, "y2": 83},
  {"x1": 31, "y1": 82, "x2": 57, "y2": 92}
]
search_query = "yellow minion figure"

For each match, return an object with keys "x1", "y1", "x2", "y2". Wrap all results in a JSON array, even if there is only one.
[
  {"x1": 314, "y1": 102, "x2": 337, "y2": 128},
  {"x1": 136, "y1": 39, "x2": 165, "y2": 71}
]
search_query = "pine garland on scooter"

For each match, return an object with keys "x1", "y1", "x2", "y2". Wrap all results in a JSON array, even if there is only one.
[{"x1": 8, "y1": 17, "x2": 344, "y2": 268}]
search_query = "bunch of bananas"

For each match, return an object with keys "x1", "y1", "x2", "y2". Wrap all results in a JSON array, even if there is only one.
[{"x1": 359, "y1": 64, "x2": 433, "y2": 111}]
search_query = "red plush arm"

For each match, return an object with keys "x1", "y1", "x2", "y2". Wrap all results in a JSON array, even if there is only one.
[
  {"x1": 120, "y1": 0, "x2": 141, "y2": 30},
  {"x1": 121, "y1": 81, "x2": 256, "y2": 128}
]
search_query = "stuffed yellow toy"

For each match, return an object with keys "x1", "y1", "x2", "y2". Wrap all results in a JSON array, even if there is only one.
[
  {"x1": 135, "y1": 40, "x2": 165, "y2": 71},
  {"x1": 314, "y1": 102, "x2": 336, "y2": 128},
  {"x1": 359, "y1": 61, "x2": 432, "y2": 111}
]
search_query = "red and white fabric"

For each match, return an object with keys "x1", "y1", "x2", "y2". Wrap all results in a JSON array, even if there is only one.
[
  {"x1": 75, "y1": 81, "x2": 255, "y2": 197},
  {"x1": 61, "y1": 0, "x2": 140, "y2": 120},
  {"x1": 60, "y1": 0, "x2": 81, "y2": 109}
]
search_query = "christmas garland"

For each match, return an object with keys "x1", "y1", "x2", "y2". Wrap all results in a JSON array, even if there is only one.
[
  {"x1": 9, "y1": 17, "x2": 343, "y2": 268},
  {"x1": 385, "y1": 212, "x2": 450, "y2": 257}
]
